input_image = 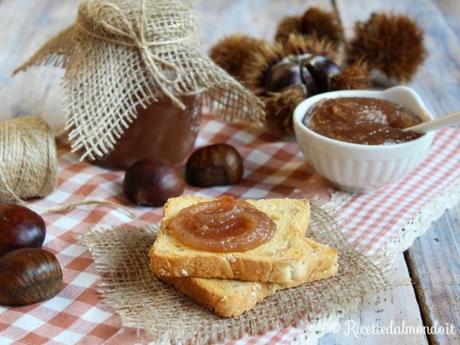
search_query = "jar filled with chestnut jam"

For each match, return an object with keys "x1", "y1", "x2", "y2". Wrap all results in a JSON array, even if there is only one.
[
  {"x1": 303, "y1": 97, "x2": 423, "y2": 145},
  {"x1": 94, "y1": 95, "x2": 201, "y2": 170},
  {"x1": 167, "y1": 196, "x2": 276, "y2": 253}
]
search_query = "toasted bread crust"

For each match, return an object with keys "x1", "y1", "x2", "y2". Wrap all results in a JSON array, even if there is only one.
[
  {"x1": 150, "y1": 239, "x2": 337, "y2": 287},
  {"x1": 150, "y1": 196, "x2": 338, "y2": 317},
  {"x1": 159, "y1": 276, "x2": 277, "y2": 317},
  {"x1": 280, "y1": 239, "x2": 338, "y2": 288},
  {"x1": 149, "y1": 196, "x2": 311, "y2": 284},
  {"x1": 150, "y1": 247, "x2": 307, "y2": 283},
  {"x1": 156, "y1": 238, "x2": 338, "y2": 317}
]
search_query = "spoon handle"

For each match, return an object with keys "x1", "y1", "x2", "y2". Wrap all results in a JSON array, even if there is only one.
[{"x1": 404, "y1": 111, "x2": 460, "y2": 133}]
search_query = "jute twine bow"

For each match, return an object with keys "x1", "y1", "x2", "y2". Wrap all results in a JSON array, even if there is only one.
[
  {"x1": 0, "y1": 116, "x2": 58, "y2": 202},
  {"x1": 78, "y1": 0, "x2": 188, "y2": 109}
]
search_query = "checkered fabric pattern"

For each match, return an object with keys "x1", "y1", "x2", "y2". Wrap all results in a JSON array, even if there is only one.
[
  {"x1": 339, "y1": 127, "x2": 460, "y2": 255},
  {"x1": 0, "y1": 115, "x2": 459, "y2": 344}
]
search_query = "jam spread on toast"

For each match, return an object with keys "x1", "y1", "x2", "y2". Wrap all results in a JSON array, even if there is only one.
[
  {"x1": 168, "y1": 196, "x2": 276, "y2": 252},
  {"x1": 304, "y1": 97, "x2": 423, "y2": 145}
]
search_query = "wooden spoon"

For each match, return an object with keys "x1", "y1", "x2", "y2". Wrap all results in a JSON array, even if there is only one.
[{"x1": 404, "y1": 111, "x2": 460, "y2": 133}]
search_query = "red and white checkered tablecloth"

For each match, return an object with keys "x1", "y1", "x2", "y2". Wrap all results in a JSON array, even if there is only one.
[{"x1": 0, "y1": 115, "x2": 459, "y2": 345}]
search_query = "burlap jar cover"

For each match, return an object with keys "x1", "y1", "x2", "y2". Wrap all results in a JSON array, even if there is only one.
[
  {"x1": 15, "y1": 0, "x2": 264, "y2": 161},
  {"x1": 80, "y1": 204, "x2": 391, "y2": 344}
]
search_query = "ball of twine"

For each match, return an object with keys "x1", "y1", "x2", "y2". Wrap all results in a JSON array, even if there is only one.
[{"x1": 0, "y1": 116, "x2": 58, "y2": 202}]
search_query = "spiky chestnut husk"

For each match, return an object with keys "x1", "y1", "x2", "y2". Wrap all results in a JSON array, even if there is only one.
[
  {"x1": 275, "y1": 8, "x2": 342, "y2": 47},
  {"x1": 263, "y1": 86, "x2": 306, "y2": 137},
  {"x1": 244, "y1": 35, "x2": 340, "y2": 95},
  {"x1": 275, "y1": 16, "x2": 302, "y2": 45},
  {"x1": 300, "y1": 8, "x2": 342, "y2": 44},
  {"x1": 209, "y1": 35, "x2": 268, "y2": 82},
  {"x1": 241, "y1": 42, "x2": 285, "y2": 92},
  {"x1": 283, "y1": 33, "x2": 339, "y2": 62},
  {"x1": 346, "y1": 13, "x2": 426, "y2": 82},
  {"x1": 332, "y1": 60, "x2": 371, "y2": 90}
]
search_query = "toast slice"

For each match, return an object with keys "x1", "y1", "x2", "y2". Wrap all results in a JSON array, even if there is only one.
[
  {"x1": 149, "y1": 195, "x2": 312, "y2": 285},
  {"x1": 158, "y1": 237, "x2": 338, "y2": 317}
]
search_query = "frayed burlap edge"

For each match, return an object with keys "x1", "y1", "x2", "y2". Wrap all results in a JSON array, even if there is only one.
[
  {"x1": 14, "y1": 0, "x2": 265, "y2": 161},
  {"x1": 79, "y1": 204, "x2": 394, "y2": 345}
]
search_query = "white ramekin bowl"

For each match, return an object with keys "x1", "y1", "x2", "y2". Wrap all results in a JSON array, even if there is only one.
[{"x1": 293, "y1": 86, "x2": 435, "y2": 193}]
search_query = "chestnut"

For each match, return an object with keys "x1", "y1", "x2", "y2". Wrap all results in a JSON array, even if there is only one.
[
  {"x1": 0, "y1": 248, "x2": 63, "y2": 306},
  {"x1": 264, "y1": 54, "x2": 341, "y2": 95},
  {"x1": 185, "y1": 143, "x2": 243, "y2": 187},
  {"x1": 123, "y1": 158, "x2": 185, "y2": 207},
  {"x1": 0, "y1": 204, "x2": 46, "y2": 257},
  {"x1": 265, "y1": 55, "x2": 318, "y2": 96},
  {"x1": 265, "y1": 59, "x2": 304, "y2": 92},
  {"x1": 306, "y1": 55, "x2": 341, "y2": 92}
]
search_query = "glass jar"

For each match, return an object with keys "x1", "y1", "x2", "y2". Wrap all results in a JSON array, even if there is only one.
[{"x1": 94, "y1": 95, "x2": 201, "y2": 169}]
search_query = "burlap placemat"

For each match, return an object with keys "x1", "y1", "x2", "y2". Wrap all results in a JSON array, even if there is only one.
[{"x1": 80, "y1": 204, "x2": 391, "y2": 344}]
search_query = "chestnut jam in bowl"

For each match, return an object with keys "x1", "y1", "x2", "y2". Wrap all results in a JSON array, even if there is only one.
[{"x1": 293, "y1": 86, "x2": 434, "y2": 192}]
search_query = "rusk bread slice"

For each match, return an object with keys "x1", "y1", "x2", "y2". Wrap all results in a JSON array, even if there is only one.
[
  {"x1": 158, "y1": 238, "x2": 338, "y2": 317},
  {"x1": 159, "y1": 276, "x2": 278, "y2": 318},
  {"x1": 149, "y1": 195, "x2": 312, "y2": 285}
]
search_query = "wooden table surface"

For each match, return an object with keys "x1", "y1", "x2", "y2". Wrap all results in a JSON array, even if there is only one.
[{"x1": 0, "y1": 0, "x2": 458, "y2": 344}]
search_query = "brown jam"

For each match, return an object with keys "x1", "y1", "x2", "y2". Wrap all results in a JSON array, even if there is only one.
[
  {"x1": 303, "y1": 97, "x2": 423, "y2": 145},
  {"x1": 167, "y1": 196, "x2": 276, "y2": 253},
  {"x1": 94, "y1": 95, "x2": 201, "y2": 169}
]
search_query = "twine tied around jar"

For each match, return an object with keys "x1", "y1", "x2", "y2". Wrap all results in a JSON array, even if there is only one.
[{"x1": 78, "y1": 0, "x2": 187, "y2": 109}]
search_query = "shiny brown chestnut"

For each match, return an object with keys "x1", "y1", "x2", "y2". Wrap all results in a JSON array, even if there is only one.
[
  {"x1": 0, "y1": 204, "x2": 46, "y2": 257},
  {"x1": 305, "y1": 55, "x2": 341, "y2": 92},
  {"x1": 264, "y1": 54, "x2": 340, "y2": 95},
  {"x1": 265, "y1": 55, "x2": 318, "y2": 96},
  {"x1": 185, "y1": 143, "x2": 244, "y2": 187},
  {"x1": 123, "y1": 158, "x2": 185, "y2": 207},
  {"x1": 265, "y1": 59, "x2": 304, "y2": 91},
  {"x1": 0, "y1": 248, "x2": 63, "y2": 306}
]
